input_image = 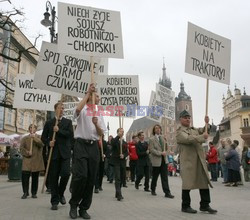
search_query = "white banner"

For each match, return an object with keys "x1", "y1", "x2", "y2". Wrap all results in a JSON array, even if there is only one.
[
  {"x1": 34, "y1": 42, "x2": 101, "y2": 97},
  {"x1": 96, "y1": 75, "x2": 139, "y2": 117},
  {"x1": 99, "y1": 58, "x2": 108, "y2": 75},
  {"x1": 146, "y1": 91, "x2": 162, "y2": 122},
  {"x1": 13, "y1": 74, "x2": 60, "y2": 111},
  {"x1": 185, "y1": 22, "x2": 231, "y2": 85},
  {"x1": 58, "y1": 2, "x2": 123, "y2": 58},
  {"x1": 63, "y1": 102, "x2": 79, "y2": 125},
  {"x1": 155, "y1": 83, "x2": 175, "y2": 120}
]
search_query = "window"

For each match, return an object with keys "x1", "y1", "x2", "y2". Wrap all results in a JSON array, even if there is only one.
[
  {"x1": 19, "y1": 112, "x2": 24, "y2": 128},
  {"x1": 243, "y1": 118, "x2": 249, "y2": 127},
  {"x1": 7, "y1": 109, "x2": 12, "y2": 125},
  {"x1": 185, "y1": 104, "x2": 189, "y2": 111}
]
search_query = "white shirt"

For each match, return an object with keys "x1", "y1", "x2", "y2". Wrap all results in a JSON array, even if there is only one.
[{"x1": 74, "y1": 105, "x2": 106, "y2": 140}]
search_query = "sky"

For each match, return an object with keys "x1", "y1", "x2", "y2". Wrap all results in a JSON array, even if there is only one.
[{"x1": 2, "y1": 0, "x2": 250, "y2": 138}]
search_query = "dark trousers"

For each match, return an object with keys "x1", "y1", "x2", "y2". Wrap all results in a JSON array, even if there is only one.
[
  {"x1": 22, "y1": 171, "x2": 39, "y2": 195},
  {"x1": 209, "y1": 163, "x2": 217, "y2": 181},
  {"x1": 50, "y1": 158, "x2": 70, "y2": 205},
  {"x1": 114, "y1": 162, "x2": 126, "y2": 196},
  {"x1": 69, "y1": 139, "x2": 99, "y2": 211},
  {"x1": 106, "y1": 159, "x2": 114, "y2": 181},
  {"x1": 182, "y1": 189, "x2": 211, "y2": 209},
  {"x1": 95, "y1": 160, "x2": 105, "y2": 189},
  {"x1": 151, "y1": 157, "x2": 170, "y2": 194},
  {"x1": 135, "y1": 165, "x2": 150, "y2": 190},
  {"x1": 129, "y1": 160, "x2": 137, "y2": 182}
]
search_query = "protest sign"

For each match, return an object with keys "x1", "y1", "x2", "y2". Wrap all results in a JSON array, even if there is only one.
[
  {"x1": 185, "y1": 22, "x2": 231, "y2": 85},
  {"x1": 99, "y1": 58, "x2": 108, "y2": 75},
  {"x1": 13, "y1": 74, "x2": 60, "y2": 111},
  {"x1": 34, "y1": 41, "x2": 101, "y2": 97},
  {"x1": 146, "y1": 91, "x2": 162, "y2": 122},
  {"x1": 63, "y1": 102, "x2": 79, "y2": 125},
  {"x1": 155, "y1": 83, "x2": 175, "y2": 120},
  {"x1": 58, "y1": 2, "x2": 123, "y2": 58},
  {"x1": 96, "y1": 75, "x2": 139, "y2": 117}
]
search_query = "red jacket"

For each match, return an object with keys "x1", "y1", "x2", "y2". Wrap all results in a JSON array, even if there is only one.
[
  {"x1": 128, "y1": 142, "x2": 138, "y2": 160},
  {"x1": 207, "y1": 146, "x2": 218, "y2": 164}
]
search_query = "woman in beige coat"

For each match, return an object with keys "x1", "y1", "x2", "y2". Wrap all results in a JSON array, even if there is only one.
[
  {"x1": 176, "y1": 110, "x2": 217, "y2": 214},
  {"x1": 20, "y1": 124, "x2": 44, "y2": 199}
]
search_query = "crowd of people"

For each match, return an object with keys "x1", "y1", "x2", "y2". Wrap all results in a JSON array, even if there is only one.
[
  {"x1": 206, "y1": 138, "x2": 250, "y2": 186},
  {"x1": 17, "y1": 84, "x2": 250, "y2": 219}
]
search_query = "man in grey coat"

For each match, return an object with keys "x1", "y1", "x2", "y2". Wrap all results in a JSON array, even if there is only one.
[{"x1": 176, "y1": 110, "x2": 217, "y2": 214}]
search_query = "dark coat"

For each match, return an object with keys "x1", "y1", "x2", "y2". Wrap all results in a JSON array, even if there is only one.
[
  {"x1": 225, "y1": 148, "x2": 241, "y2": 171},
  {"x1": 41, "y1": 117, "x2": 74, "y2": 160},
  {"x1": 136, "y1": 141, "x2": 150, "y2": 166},
  {"x1": 110, "y1": 136, "x2": 128, "y2": 166}
]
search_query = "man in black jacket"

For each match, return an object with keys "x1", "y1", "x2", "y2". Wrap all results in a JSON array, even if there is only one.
[
  {"x1": 111, "y1": 128, "x2": 128, "y2": 201},
  {"x1": 135, "y1": 131, "x2": 151, "y2": 192},
  {"x1": 42, "y1": 102, "x2": 74, "y2": 211}
]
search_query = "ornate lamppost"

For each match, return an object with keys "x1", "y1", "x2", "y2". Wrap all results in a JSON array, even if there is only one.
[{"x1": 40, "y1": 1, "x2": 57, "y2": 43}]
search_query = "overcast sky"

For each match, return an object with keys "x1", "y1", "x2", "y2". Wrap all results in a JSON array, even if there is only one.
[{"x1": 2, "y1": 0, "x2": 250, "y2": 138}]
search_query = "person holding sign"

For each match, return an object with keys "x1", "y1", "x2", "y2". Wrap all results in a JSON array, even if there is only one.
[
  {"x1": 135, "y1": 132, "x2": 150, "y2": 192},
  {"x1": 41, "y1": 103, "x2": 74, "y2": 211},
  {"x1": 20, "y1": 124, "x2": 44, "y2": 199},
  {"x1": 149, "y1": 125, "x2": 174, "y2": 199},
  {"x1": 69, "y1": 84, "x2": 106, "y2": 219},
  {"x1": 176, "y1": 110, "x2": 217, "y2": 214},
  {"x1": 111, "y1": 128, "x2": 128, "y2": 201}
]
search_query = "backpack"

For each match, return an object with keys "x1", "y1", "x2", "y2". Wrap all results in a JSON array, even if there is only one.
[{"x1": 246, "y1": 150, "x2": 250, "y2": 165}]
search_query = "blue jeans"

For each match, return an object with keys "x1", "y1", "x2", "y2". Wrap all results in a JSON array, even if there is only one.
[
  {"x1": 209, "y1": 163, "x2": 217, "y2": 181},
  {"x1": 221, "y1": 163, "x2": 228, "y2": 182}
]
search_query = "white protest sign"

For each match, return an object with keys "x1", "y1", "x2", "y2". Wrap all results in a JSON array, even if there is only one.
[
  {"x1": 13, "y1": 74, "x2": 60, "y2": 111},
  {"x1": 58, "y1": 2, "x2": 123, "y2": 58},
  {"x1": 96, "y1": 75, "x2": 139, "y2": 117},
  {"x1": 34, "y1": 41, "x2": 101, "y2": 97},
  {"x1": 99, "y1": 58, "x2": 108, "y2": 75},
  {"x1": 146, "y1": 91, "x2": 162, "y2": 122},
  {"x1": 155, "y1": 83, "x2": 175, "y2": 120},
  {"x1": 185, "y1": 22, "x2": 231, "y2": 85},
  {"x1": 63, "y1": 102, "x2": 79, "y2": 125}
]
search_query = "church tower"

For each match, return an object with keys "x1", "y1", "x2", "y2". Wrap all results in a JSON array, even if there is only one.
[{"x1": 175, "y1": 82, "x2": 193, "y2": 126}]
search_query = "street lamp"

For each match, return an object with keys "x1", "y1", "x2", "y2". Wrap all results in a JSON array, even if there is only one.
[
  {"x1": 41, "y1": 1, "x2": 57, "y2": 121},
  {"x1": 41, "y1": 1, "x2": 57, "y2": 43}
]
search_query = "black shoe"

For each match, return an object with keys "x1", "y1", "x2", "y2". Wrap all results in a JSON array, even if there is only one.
[
  {"x1": 117, "y1": 195, "x2": 123, "y2": 201},
  {"x1": 69, "y1": 206, "x2": 77, "y2": 219},
  {"x1": 165, "y1": 192, "x2": 174, "y2": 199},
  {"x1": 144, "y1": 189, "x2": 151, "y2": 192},
  {"x1": 21, "y1": 193, "x2": 28, "y2": 199},
  {"x1": 59, "y1": 195, "x2": 66, "y2": 205},
  {"x1": 94, "y1": 189, "x2": 99, "y2": 193},
  {"x1": 135, "y1": 184, "x2": 139, "y2": 190},
  {"x1": 200, "y1": 206, "x2": 217, "y2": 214},
  {"x1": 79, "y1": 210, "x2": 91, "y2": 219},
  {"x1": 51, "y1": 204, "x2": 58, "y2": 210},
  {"x1": 182, "y1": 207, "x2": 197, "y2": 214},
  {"x1": 123, "y1": 185, "x2": 128, "y2": 188},
  {"x1": 32, "y1": 194, "x2": 37, "y2": 199},
  {"x1": 99, "y1": 187, "x2": 103, "y2": 191},
  {"x1": 151, "y1": 191, "x2": 157, "y2": 196}
]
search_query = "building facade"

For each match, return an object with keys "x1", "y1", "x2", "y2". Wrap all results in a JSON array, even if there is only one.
[
  {"x1": 0, "y1": 19, "x2": 45, "y2": 135},
  {"x1": 219, "y1": 86, "x2": 250, "y2": 151}
]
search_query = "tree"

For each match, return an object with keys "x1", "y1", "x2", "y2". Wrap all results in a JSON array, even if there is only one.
[{"x1": 0, "y1": 1, "x2": 40, "y2": 108}]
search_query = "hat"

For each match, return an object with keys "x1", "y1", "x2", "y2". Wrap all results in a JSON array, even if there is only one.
[{"x1": 179, "y1": 110, "x2": 191, "y2": 118}]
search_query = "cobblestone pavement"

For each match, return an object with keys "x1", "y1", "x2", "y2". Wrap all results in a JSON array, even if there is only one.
[{"x1": 0, "y1": 174, "x2": 249, "y2": 220}]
